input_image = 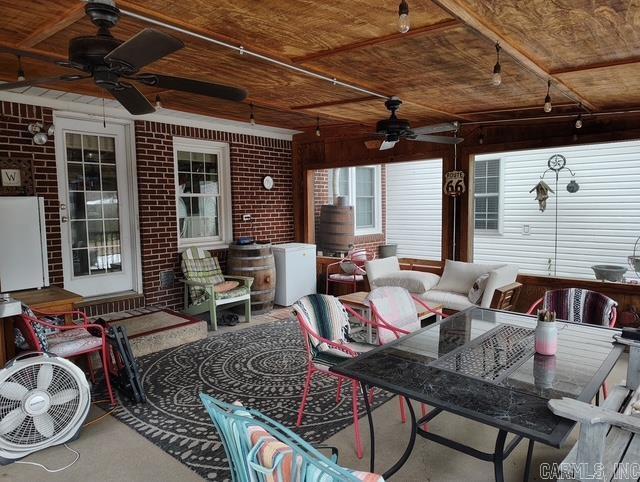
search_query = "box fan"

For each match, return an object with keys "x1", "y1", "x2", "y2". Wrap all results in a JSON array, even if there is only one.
[{"x1": 0, "y1": 353, "x2": 90, "y2": 464}]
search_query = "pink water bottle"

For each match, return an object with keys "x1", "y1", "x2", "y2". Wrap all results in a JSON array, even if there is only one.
[{"x1": 535, "y1": 310, "x2": 558, "y2": 356}]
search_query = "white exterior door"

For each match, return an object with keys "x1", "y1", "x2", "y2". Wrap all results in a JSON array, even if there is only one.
[{"x1": 55, "y1": 116, "x2": 136, "y2": 296}]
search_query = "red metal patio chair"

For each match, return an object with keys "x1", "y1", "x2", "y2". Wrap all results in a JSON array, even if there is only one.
[
  {"x1": 292, "y1": 294, "x2": 380, "y2": 460},
  {"x1": 15, "y1": 309, "x2": 116, "y2": 406},
  {"x1": 326, "y1": 248, "x2": 374, "y2": 295}
]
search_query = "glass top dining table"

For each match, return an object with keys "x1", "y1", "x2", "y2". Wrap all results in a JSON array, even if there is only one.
[{"x1": 331, "y1": 307, "x2": 624, "y2": 481}]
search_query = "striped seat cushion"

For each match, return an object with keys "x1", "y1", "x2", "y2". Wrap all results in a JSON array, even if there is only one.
[
  {"x1": 181, "y1": 247, "x2": 225, "y2": 304},
  {"x1": 543, "y1": 288, "x2": 617, "y2": 326},
  {"x1": 293, "y1": 295, "x2": 351, "y2": 352}
]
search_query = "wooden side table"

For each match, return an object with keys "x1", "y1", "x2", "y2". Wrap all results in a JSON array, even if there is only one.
[{"x1": 11, "y1": 286, "x2": 83, "y2": 321}]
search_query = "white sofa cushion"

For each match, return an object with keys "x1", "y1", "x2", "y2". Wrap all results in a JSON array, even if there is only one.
[
  {"x1": 435, "y1": 260, "x2": 500, "y2": 294},
  {"x1": 480, "y1": 264, "x2": 519, "y2": 308},
  {"x1": 419, "y1": 290, "x2": 475, "y2": 311},
  {"x1": 373, "y1": 271, "x2": 440, "y2": 294},
  {"x1": 365, "y1": 256, "x2": 400, "y2": 284}
]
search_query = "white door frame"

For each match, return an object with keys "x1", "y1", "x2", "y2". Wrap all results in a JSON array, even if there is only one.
[{"x1": 54, "y1": 111, "x2": 142, "y2": 296}]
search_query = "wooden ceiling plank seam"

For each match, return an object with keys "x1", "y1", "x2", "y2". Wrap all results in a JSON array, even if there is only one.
[
  {"x1": 17, "y1": 3, "x2": 86, "y2": 48},
  {"x1": 291, "y1": 19, "x2": 463, "y2": 64},
  {"x1": 430, "y1": 0, "x2": 598, "y2": 112},
  {"x1": 291, "y1": 96, "x2": 380, "y2": 110},
  {"x1": 551, "y1": 56, "x2": 640, "y2": 75}
]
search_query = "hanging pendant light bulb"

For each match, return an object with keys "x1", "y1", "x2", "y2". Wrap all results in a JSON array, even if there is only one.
[
  {"x1": 16, "y1": 55, "x2": 25, "y2": 82},
  {"x1": 398, "y1": 0, "x2": 410, "y2": 33},
  {"x1": 491, "y1": 42, "x2": 502, "y2": 86},
  {"x1": 249, "y1": 103, "x2": 256, "y2": 126},
  {"x1": 315, "y1": 117, "x2": 321, "y2": 137},
  {"x1": 575, "y1": 111, "x2": 583, "y2": 129},
  {"x1": 543, "y1": 80, "x2": 552, "y2": 113},
  {"x1": 155, "y1": 95, "x2": 162, "y2": 109}
]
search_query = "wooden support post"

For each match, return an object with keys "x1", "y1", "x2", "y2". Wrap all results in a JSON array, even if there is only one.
[{"x1": 574, "y1": 422, "x2": 608, "y2": 482}]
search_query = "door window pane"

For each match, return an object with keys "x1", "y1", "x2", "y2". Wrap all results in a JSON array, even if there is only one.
[{"x1": 65, "y1": 132, "x2": 122, "y2": 278}]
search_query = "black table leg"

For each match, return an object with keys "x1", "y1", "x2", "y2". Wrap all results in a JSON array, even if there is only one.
[
  {"x1": 523, "y1": 439, "x2": 534, "y2": 482},
  {"x1": 382, "y1": 396, "x2": 418, "y2": 480},
  {"x1": 493, "y1": 430, "x2": 508, "y2": 482},
  {"x1": 360, "y1": 381, "x2": 375, "y2": 473}
]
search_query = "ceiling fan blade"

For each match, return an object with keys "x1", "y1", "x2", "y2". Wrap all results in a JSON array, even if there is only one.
[
  {"x1": 105, "y1": 83, "x2": 155, "y2": 115},
  {"x1": 51, "y1": 388, "x2": 79, "y2": 406},
  {"x1": 37, "y1": 363, "x2": 53, "y2": 391},
  {"x1": 0, "y1": 408, "x2": 26, "y2": 435},
  {"x1": 33, "y1": 412, "x2": 55, "y2": 438},
  {"x1": 409, "y1": 134, "x2": 464, "y2": 145},
  {"x1": 145, "y1": 74, "x2": 247, "y2": 102},
  {"x1": 105, "y1": 29, "x2": 184, "y2": 71},
  {"x1": 411, "y1": 121, "x2": 460, "y2": 135},
  {"x1": 0, "y1": 382, "x2": 28, "y2": 401},
  {"x1": 379, "y1": 139, "x2": 399, "y2": 150},
  {"x1": 0, "y1": 74, "x2": 86, "y2": 91}
]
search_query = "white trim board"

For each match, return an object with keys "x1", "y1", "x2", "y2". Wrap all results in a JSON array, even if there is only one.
[{"x1": 0, "y1": 88, "x2": 298, "y2": 140}]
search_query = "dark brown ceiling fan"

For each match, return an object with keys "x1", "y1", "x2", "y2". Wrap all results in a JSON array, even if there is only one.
[
  {"x1": 368, "y1": 97, "x2": 463, "y2": 150},
  {"x1": 0, "y1": 0, "x2": 247, "y2": 115}
]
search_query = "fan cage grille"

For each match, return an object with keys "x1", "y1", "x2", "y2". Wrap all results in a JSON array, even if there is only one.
[{"x1": 0, "y1": 363, "x2": 81, "y2": 446}]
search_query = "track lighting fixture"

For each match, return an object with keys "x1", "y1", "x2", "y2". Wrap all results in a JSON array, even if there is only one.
[
  {"x1": 16, "y1": 55, "x2": 25, "y2": 82},
  {"x1": 398, "y1": 0, "x2": 410, "y2": 33},
  {"x1": 491, "y1": 42, "x2": 501, "y2": 86},
  {"x1": 155, "y1": 94, "x2": 162, "y2": 109},
  {"x1": 27, "y1": 123, "x2": 54, "y2": 145},
  {"x1": 249, "y1": 103, "x2": 256, "y2": 126},
  {"x1": 543, "y1": 80, "x2": 552, "y2": 113},
  {"x1": 315, "y1": 117, "x2": 321, "y2": 137}
]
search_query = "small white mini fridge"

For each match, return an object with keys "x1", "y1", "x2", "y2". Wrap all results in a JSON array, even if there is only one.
[
  {"x1": 0, "y1": 196, "x2": 49, "y2": 292},
  {"x1": 272, "y1": 243, "x2": 316, "y2": 306}
]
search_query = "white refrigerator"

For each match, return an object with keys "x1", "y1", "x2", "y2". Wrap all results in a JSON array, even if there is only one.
[
  {"x1": 272, "y1": 243, "x2": 316, "y2": 306},
  {"x1": 0, "y1": 196, "x2": 49, "y2": 292}
]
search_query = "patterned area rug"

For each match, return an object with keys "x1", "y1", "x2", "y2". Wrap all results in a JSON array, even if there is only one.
[{"x1": 105, "y1": 319, "x2": 390, "y2": 480}]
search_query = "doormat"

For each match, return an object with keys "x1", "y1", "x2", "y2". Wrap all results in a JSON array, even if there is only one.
[
  {"x1": 103, "y1": 307, "x2": 208, "y2": 357},
  {"x1": 104, "y1": 319, "x2": 391, "y2": 480}
]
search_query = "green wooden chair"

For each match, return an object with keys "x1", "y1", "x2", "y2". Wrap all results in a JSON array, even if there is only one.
[{"x1": 180, "y1": 247, "x2": 253, "y2": 330}]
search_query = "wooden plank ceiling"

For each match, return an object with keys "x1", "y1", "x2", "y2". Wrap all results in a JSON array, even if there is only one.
[{"x1": 0, "y1": 0, "x2": 638, "y2": 131}]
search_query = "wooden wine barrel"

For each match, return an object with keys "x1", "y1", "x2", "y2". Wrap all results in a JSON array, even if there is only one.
[
  {"x1": 317, "y1": 204, "x2": 355, "y2": 255},
  {"x1": 227, "y1": 243, "x2": 276, "y2": 314}
]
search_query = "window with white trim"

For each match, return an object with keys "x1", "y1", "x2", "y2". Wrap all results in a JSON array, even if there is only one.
[
  {"x1": 328, "y1": 165, "x2": 382, "y2": 235},
  {"x1": 474, "y1": 158, "x2": 500, "y2": 231},
  {"x1": 174, "y1": 138, "x2": 232, "y2": 248}
]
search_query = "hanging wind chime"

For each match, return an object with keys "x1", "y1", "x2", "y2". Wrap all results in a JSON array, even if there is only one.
[{"x1": 531, "y1": 154, "x2": 579, "y2": 276}]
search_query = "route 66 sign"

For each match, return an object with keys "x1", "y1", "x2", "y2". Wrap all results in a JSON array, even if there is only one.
[{"x1": 444, "y1": 170, "x2": 466, "y2": 197}]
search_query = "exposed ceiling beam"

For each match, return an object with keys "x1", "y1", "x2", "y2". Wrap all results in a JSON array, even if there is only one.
[
  {"x1": 551, "y1": 57, "x2": 640, "y2": 75},
  {"x1": 17, "y1": 4, "x2": 86, "y2": 48},
  {"x1": 459, "y1": 103, "x2": 577, "y2": 117},
  {"x1": 431, "y1": 0, "x2": 598, "y2": 112},
  {"x1": 291, "y1": 19, "x2": 462, "y2": 64}
]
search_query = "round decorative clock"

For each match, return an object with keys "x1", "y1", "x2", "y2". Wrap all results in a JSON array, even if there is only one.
[{"x1": 262, "y1": 175, "x2": 274, "y2": 190}]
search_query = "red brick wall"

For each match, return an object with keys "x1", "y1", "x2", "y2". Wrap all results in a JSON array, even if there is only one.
[
  {"x1": 0, "y1": 101, "x2": 294, "y2": 312},
  {"x1": 0, "y1": 102, "x2": 63, "y2": 286},
  {"x1": 312, "y1": 166, "x2": 387, "y2": 256},
  {"x1": 135, "y1": 120, "x2": 294, "y2": 309}
]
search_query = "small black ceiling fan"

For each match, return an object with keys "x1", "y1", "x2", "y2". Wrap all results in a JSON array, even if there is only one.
[
  {"x1": 0, "y1": 0, "x2": 247, "y2": 115},
  {"x1": 368, "y1": 97, "x2": 463, "y2": 150}
]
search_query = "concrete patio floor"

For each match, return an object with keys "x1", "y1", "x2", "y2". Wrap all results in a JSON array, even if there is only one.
[{"x1": 0, "y1": 318, "x2": 629, "y2": 481}]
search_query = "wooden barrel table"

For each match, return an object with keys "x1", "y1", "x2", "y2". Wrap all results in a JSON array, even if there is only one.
[{"x1": 227, "y1": 243, "x2": 276, "y2": 314}]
